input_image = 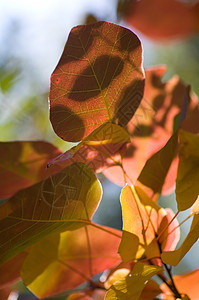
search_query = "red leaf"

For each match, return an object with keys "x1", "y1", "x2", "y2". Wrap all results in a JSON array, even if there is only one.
[
  {"x1": 0, "y1": 252, "x2": 28, "y2": 288},
  {"x1": 0, "y1": 141, "x2": 61, "y2": 199},
  {"x1": 104, "y1": 66, "x2": 199, "y2": 195},
  {"x1": 49, "y1": 21, "x2": 144, "y2": 142},
  {"x1": 123, "y1": 0, "x2": 199, "y2": 41}
]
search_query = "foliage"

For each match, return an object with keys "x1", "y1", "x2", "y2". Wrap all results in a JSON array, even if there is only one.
[{"x1": 0, "y1": 2, "x2": 199, "y2": 300}]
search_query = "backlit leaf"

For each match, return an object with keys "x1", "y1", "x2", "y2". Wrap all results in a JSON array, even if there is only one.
[
  {"x1": 47, "y1": 123, "x2": 130, "y2": 170},
  {"x1": 123, "y1": 0, "x2": 199, "y2": 41},
  {"x1": 161, "y1": 214, "x2": 199, "y2": 266},
  {"x1": 104, "y1": 66, "x2": 198, "y2": 195},
  {"x1": 120, "y1": 184, "x2": 166, "y2": 259},
  {"x1": 21, "y1": 225, "x2": 121, "y2": 298},
  {"x1": 0, "y1": 141, "x2": 61, "y2": 199},
  {"x1": 161, "y1": 268, "x2": 199, "y2": 300},
  {"x1": 137, "y1": 132, "x2": 178, "y2": 197},
  {"x1": 118, "y1": 231, "x2": 139, "y2": 263},
  {"x1": 0, "y1": 163, "x2": 102, "y2": 264},
  {"x1": 105, "y1": 262, "x2": 162, "y2": 300},
  {"x1": 176, "y1": 130, "x2": 199, "y2": 211},
  {"x1": 49, "y1": 21, "x2": 144, "y2": 142}
]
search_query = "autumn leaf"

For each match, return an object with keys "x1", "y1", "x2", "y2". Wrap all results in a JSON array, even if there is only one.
[
  {"x1": 104, "y1": 66, "x2": 199, "y2": 195},
  {"x1": 161, "y1": 214, "x2": 199, "y2": 266},
  {"x1": 120, "y1": 185, "x2": 180, "y2": 260},
  {"x1": 47, "y1": 123, "x2": 130, "y2": 171},
  {"x1": 0, "y1": 163, "x2": 102, "y2": 264},
  {"x1": 49, "y1": 21, "x2": 144, "y2": 142},
  {"x1": 122, "y1": 0, "x2": 199, "y2": 41},
  {"x1": 0, "y1": 252, "x2": 28, "y2": 288},
  {"x1": 21, "y1": 225, "x2": 121, "y2": 298},
  {"x1": 161, "y1": 268, "x2": 199, "y2": 300},
  {"x1": 176, "y1": 130, "x2": 199, "y2": 211},
  {"x1": 105, "y1": 262, "x2": 162, "y2": 300},
  {"x1": 120, "y1": 184, "x2": 168, "y2": 259},
  {"x1": 0, "y1": 141, "x2": 61, "y2": 199},
  {"x1": 137, "y1": 132, "x2": 178, "y2": 198}
]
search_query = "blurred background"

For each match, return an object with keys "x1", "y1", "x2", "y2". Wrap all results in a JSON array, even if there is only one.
[{"x1": 0, "y1": 0, "x2": 199, "y2": 299}]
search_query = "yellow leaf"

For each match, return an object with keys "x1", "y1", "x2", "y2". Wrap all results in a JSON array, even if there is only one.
[
  {"x1": 176, "y1": 130, "x2": 199, "y2": 211},
  {"x1": 191, "y1": 195, "x2": 199, "y2": 215},
  {"x1": 105, "y1": 262, "x2": 162, "y2": 300},
  {"x1": 161, "y1": 214, "x2": 199, "y2": 266},
  {"x1": 120, "y1": 184, "x2": 165, "y2": 259},
  {"x1": 104, "y1": 268, "x2": 130, "y2": 289},
  {"x1": 118, "y1": 231, "x2": 139, "y2": 263}
]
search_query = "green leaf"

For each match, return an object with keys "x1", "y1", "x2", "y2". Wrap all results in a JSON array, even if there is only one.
[
  {"x1": 21, "y1": 225, "x2": 121, "y2": 298},
  {"x1": 0, "y1": 163, "x2": 102, "y2": 264},
  {"x1": 161, "y1": 214, "x2": 199, "y2": 266},
  {"x1": 105, "y1": 262, "x2": 162, "y2": 300},
  {"x1": 49, "y1": 21, "x2": 144, "y2": 142},
  {"x1": 176, "y1": 130, "x2": 199, "y2": 211}
]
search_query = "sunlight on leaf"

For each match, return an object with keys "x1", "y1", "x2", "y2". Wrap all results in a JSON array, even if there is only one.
[
  {"x1": 161, "y1": 214, "x2": 199, "y2": 266},
  {"x1": 120, "y1": 184, "x2": 166, "y2": 259},
  {"x1": 49, "y1": 21, "x2": 144, "y2": 142},
  {"x1": 0, "y1": 163, "x2": 102, "y2": 264},
  {"x1": 21, "y1": 225, "x2": 121, "y2": 298},
  {"x1": 104, "y1": 66, "x2": 197, "y2": 195},
  {"x1": 0, "y1": 141, "x2": 61, "y2": 199},
  {"x1": 176, "y1": 130, "x2": 199, "y2": 211},
  {"x1": 105, "y1": 262, "x2": 162, "y2": 300},
  {"x1": 47, "y1": 123, "x2": 130, "y2": 169}
]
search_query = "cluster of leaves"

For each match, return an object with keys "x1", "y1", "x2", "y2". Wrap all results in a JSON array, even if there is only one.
[{"x1": 0, "y1": 19, "x2": 199, "y2": 300}]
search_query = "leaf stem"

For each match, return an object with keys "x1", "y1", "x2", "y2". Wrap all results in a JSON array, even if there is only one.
[{"x1": 156, "y1": 211, "x2": 179, "y2": 242}]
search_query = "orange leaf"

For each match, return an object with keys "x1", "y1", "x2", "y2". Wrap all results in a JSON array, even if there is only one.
[
  {"x1": 49, "y1": 21, "x2": 144, "y2": 142},
  {"x1": 161, "y1": 268, "x2": 199, "y2": 299},
  {"x1": 0, "y1": 141, "x2": 61, "y2": 199},
  {"x1": 123, "y1": 0, "x2": 199, "y2": 41},
  {"x1": 104, "y1": 66, "x2": 199, "y2": 195},
  {"x1": 21, "y1": 225, "x2": 121, "y2": 298}
]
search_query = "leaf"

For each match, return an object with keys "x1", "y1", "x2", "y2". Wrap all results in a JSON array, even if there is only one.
[
  {"x1": 21, "y1": 225, "x2": 121, "y2": 298},
  {"x1": 0, "y1": 252, "x2": 28, "y2": 288},
  {"x1": 0, "y1": 141, "x2": 61, "y2": 199},
  {"x1": 120, "y1": 184, "x2": 167, "y2": 259},
  {"x1": 0, "y1": 163, "x2": 102, "y2": 264},
  {"x1": 118, "y1": 231, "x2": 139, "y2": 263},
  {"x1": 161, "y1": 269, "x2": 199, "y2": 300},
  {"x1": 104, "y1": 66, "x2": 198, "y2": 195},
  {"x1": 161, "y1": 214, "x2": 199, "y2": 266},
  {"x1": 105, "y1": 262, "x2": 162, "y2": 300},
  {"x1": 47, "y1": 123, "x2": 130, "y2": 170},
  {"x1": 140, "y1": 280, "x2": 162, "y2": 300},
  {"x1": 49, "y1": 21, "x2": 144, "y2": 142},
  {"x1": 68, "y1": 290, "x2": 106, "y2": 300},
  {"x1": 191, "y1": 196, "x2": 199, "y2": 215},
  {"x1": 176, "y1": 130, "x2": 199, "y2": 211},
  {"x1": 122, "y1": 0, "x2": 199, "y2": 41},
  {"x1": 137, "y1": 132, "x2": 178, "y2": 197}
]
